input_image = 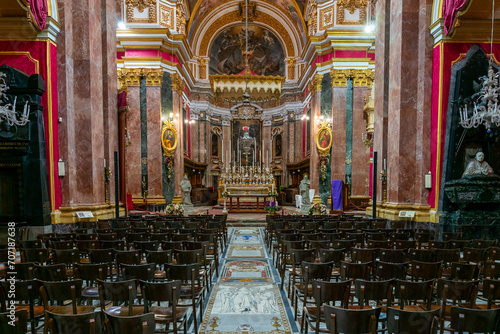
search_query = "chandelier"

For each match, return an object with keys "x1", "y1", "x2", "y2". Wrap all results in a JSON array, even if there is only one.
[
  {"x1": 0, "y1": 72, "x2": 30, "y2": 127},
  {"x1": 459, "y1": 0, "x2": 500, "y2": 131}
]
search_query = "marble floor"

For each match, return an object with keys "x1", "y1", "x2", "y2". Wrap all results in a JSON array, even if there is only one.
[{"x1": 199, "y1": 227, "x2": 298, "y2": 334}]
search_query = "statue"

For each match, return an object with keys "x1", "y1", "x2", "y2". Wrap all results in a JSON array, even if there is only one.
[
  {"x1": 462, "y1": 152, "x2": 495, "y2": 177},
  {"x1": 300, "y1": 175, "x2": 311, "y2": 206},
  {"x1": 180, "y1": 175, "x2": 192, "y2": 205}
]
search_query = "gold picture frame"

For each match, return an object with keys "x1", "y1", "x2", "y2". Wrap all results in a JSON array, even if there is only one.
[
  {"x1": 316, "y1": 122, "x2": 332, "y2": 156},
  {"x1": 161, "y1": 121, "x2": 178, "y2": 156}
]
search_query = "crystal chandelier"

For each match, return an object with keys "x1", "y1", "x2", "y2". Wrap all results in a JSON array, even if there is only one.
[
  {"x1": 0, "y1": 72, "x2": 30, "y2": 127},
  {"x1": 459, "y1": 0, "x2": 500, "y2": 131}
]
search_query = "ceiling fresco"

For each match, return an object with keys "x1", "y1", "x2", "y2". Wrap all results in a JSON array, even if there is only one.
[
  {"x1": 209, "y1": 25, "x2": 286, "y2": 76},
  {"x1": 187, "y1": 0, "x2": 306, "y2": 43}
]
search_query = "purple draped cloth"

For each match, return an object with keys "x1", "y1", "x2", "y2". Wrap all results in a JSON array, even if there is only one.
[
  {"x1": 443, "y1": 0, "x2": 473, "y2": 36},
  {"x1": 331, "y1": 180, "x2": 343, "y2": 210}
]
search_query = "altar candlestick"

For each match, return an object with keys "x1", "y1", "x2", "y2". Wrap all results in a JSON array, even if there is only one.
[{"x1": 383, "y1": 158, "x2": 386, "y2": 170}]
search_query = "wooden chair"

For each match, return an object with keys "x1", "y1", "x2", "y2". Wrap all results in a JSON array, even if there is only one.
[
  {"x1": 105, "y1": 312, "x2": 155, "y2": 334},
  {"x1": 141, "y1": 280, "x2": 188, "y2": 334},
  {"x1": 115, "y1": 250, "x2": 141, "y2": 280},
  {"x1": 408, "y1": 261, "x2": 442, "y2": 281},
  {"x1": 483, "y1": 261, "x2": 500, "y2": 279},
  {"x1": 449, "y1": 262, "x2": 479, "y2": 280},
  {"x1": 97, "y1": 279, "x2": 144, "y2": 317},
  {"x1": 303, "y1": 280, "x2": 351, "y2": 334},
  {"x1": 122, "y1": 264, "x2": 156, "y2": 281},
  {"x1": 407, "y1": 248, "x2": 435, "y2": 263},
  {"x1": 40, "y1": 279, "x2": 95, "y2": 315},
  {"x1": 448, "y1": 306, "x2": 499, "y2": 334},
  {"x1": 0, "y1": 309, "x2": 28, "y2": 334},
  {"x1": 74, "y1": 263, "x2": 109, "y2": 304},
  {"x1": 394, "y1": 279, "x2": 434, "y2": 311},
  {"x1": 323, "y1": 305, "x2": 381, "y2": 334},
  {"x1": 378, "y1": 248, "x2": 407, "y2": 263},
  {"x1": 285, "y1": 249, "x2": 315, "y2": 296},
  {"x1": 35, "y1": 264, "x2": 68, "y2": 281},
  {"x1": 22, "y1": 248, "x2": 51, "y2": 264},
  {"x1": 386, "y1": 307, "x2": 439, "y2": 334},
  {"x1": 478, "y1": 279, "x2": 500, "y2": 310},
  {"x1": 351, "y1": 247, "x2": 377, "y2": 267},
  {"x1": 373, "y1": 261, "x2": 408, "y2": 280},
  {"x1": 52, "y1": 249, "x2": 80, "y2": 277},
  {"x1": 339, "y1": 261, "x2": 371, "y2": 281},
  {"x1": 146, "y1": 250, "x2": 172, "y2": 280}
]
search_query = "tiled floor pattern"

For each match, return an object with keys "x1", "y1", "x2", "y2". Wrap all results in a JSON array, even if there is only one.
[{"x1": 200, "y1": 227, "x2": 298, "y2": 334}]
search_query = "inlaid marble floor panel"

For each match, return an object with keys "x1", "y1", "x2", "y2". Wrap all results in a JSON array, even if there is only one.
[{"x1": 200, "y1": 226, "x2": 298, "y2": 334}]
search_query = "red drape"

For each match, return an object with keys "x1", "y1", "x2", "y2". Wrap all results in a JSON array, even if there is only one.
[{"x1": 443, "y1": 0, "x2": 473, "y2": 36}]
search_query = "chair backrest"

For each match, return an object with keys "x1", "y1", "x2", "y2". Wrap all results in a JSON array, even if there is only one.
[
  {"x1": 115, "y1": 250, "x2": 141, "y2": 265},
  {"x1": 161, "y1": 241, "x2": 183, "y2": 251},
  {"x1": 407, "y1": 249, "x2": 435, "y2": 262},
  {"x1": 319, "y1": 249, "x2": 345, "y2": 266},
  {"x1": 483, "y1": 261, "x2": 500, "y2": 279},
  {"x1": 41, "y1": 279, "x2": 84, "y2": 307},
  {"x1": 21, "y1": 240, "x2": 43, "y2": 249},
  {"x1": 449, "y1": 306, "x2": 500, "y2": 334},
  {"x1": 472, "y1": 239, "x2": 497, "y2": 248},
  {"x1": 394, "y1": 279, "x2": 434, "y2": 310},
  {"x1": 166, "y1": 263, "x2": 201, "y2": 283},
  {"x1": 436, "y1": 279, "x2": 477, "y2": 308},
  {"x1": 98, "y1": 279, "x2": 137, "y2": 304},
  {"x1": 351, "y1": 248, "x2": 377, "y2": 266},
  {"x1": 89, "y1": 248, "x2": 115, "y2": 264},
  {"x1": 462, "y1": 247, "x2": 487, "y2": 264},
  {"x1": 378, "y1": 248, "x2": 407, "y2": 263},
  {"x1": 0, "y1": 310, "x2": 28, "y2": 334},
  {"x1": 74, "y1": 263, "x2": 109, "y2": 283},
  {"x1": 0, "y1": 279, "x2": 41, "y2": 304},
  {"x1": 22, "y1": 248, "x2": 50, "y2": 263},
  {"x1": 100, "y1": 240, "x2": 125, "y2": 251},
  {"x1": 449, "y1": 262, "x2": 479, "y2": 280},
  {"x1": 122, "y1": 264, "x2": 156, "y2": 281},
  {"x1": 434, "y1": 248, "x2": 460, "y2": 266},
  {"x1": 289, "y1": 249, "x2": 315, "y2": 266},
  {"x1": 374, "y1": 261, "x2": 408, "y2": 280},
  {"x1": 312, "y1": 280, "x2": 351, "y2": 308},
  {"x1": 35, "y1": 264, "x2": 68, "y2": 281},
  {"x1": 51, "y1": 240, "x2": 74, "y2": 250},
  {"x1": 324, "y1": 305, "x2": 381, "y2": 334},
  {"x1": 140, "y1": 280, "x2": 182, "y2": 305},
  {"x1": 487, "y1": 247, "x2": 500, "y2": 261},
  {"x1": 354, "y1": 279, "x2": 393, "y2": 308},
  {"x1": 429, "y1": 240, "x2": 449, "y2": 249},
  {"x1": 105, "y1": 312, "x2": 155, "y2": 334},
  {"x1": 409, "y1": 261, "x2": 441, "y2": 280},
  {"x1": 301, "y1": 261, "x2": 334, "y2": 281},
  {"x1": 483, "y1": 279, "x2": 500, "y2": 309},
  {"x1": 340, "y1": 261, "x2": 371, "y2": 281},
  {"x1": 386, "y1": 307, "x2": 439, "y2": 334},
  {"x1": 146, "y1": 250, "x2": 172, "y2": 265},
  {"x1": 175, "y1": 249, "x2": 203, "y2": 265},
  {"x1": 12, "y1": 262, "x2": 36, "y2": 280},
  {"x1": 53, "y1": 249, "x2": 80, "y2": 265}
]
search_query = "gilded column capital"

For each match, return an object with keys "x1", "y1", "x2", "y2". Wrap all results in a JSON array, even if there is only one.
[
  {"x1": 118, "y1": 68, "x2": 164, "y2": 87},
  {"x1": 308, "y1": 73, "x2": 323, "y2": 94},
  {"x1": 171, "y1": 73, "x2": 186, "y2": 95},
  {"x1": 330, "y1": 69, "x2": 374, "y2": 88}
]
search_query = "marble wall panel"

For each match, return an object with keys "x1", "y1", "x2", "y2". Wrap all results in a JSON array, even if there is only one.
[
  {"x1": 331, "y1": 87, "x2": 347, "y2": 182},
  {"x1": 126, "y1": 87, "x2": 142, "y2": 197},
  {"x1": 351, "y1": 87, "x2": 371, "y2": 196}
]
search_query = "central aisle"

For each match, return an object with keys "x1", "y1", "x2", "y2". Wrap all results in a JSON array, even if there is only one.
[{"x1": 199, "y1": 227, "x2": 298, "y2": 334}]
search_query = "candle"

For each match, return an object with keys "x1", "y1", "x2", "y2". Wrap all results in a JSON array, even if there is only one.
[{"x1": 384, "y1": 158, "x2": 387, "y2": 170}]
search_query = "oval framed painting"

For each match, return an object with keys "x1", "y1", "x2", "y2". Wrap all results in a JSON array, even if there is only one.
[
  {"x1": 161, "y1": 123, "x2": 178, "y2": 156},
  {"x1": 316, "y1": 125, "x2": 332, "y2": 155}
]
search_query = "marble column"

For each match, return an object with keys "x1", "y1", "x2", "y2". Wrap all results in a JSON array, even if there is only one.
[
  {"x1": 351, "y1": 87, "x2": 371, "y2": 196},
  {"x1": 57, "y1": 0, "x2": 105, "y2": 213},
  {"x1": 263, "y1": 122, "x2": 271, "y2": 169},
  {"x1": 173, "y1": 89, "x2": 184, "y2": 202},
  {"x1": 147, "y1": 85, "x2": 163, "y2": 202},
  {"x1": 331, "y1": 86, "x2": 347, "y2": 181},
  {"x1": 309, "y1": 74, "x2": 322, "y2": 202},
  {"x1": 125, "y1": 86, "x2": 142, "y2": 199}
]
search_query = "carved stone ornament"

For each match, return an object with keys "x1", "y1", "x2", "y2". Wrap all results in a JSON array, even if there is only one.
[
  {"x1": 117, "y1": 68, "x2": 164, "y2": 87},
  {"x1": 126, "y1": 0, "x2": 157, "y2": 23},
  {"x1": 287, "y1": 59, "x2": 296, "y2": 80},
  {"x1": 238, "y1": 1, "x2": 257, "y2": 21},
  {"x1": 171, "y1": 73, "x2": 186, "y2": 94},
  {"x1": 319, "y1": 6, "x2": 334, "y2": 31},
  {"x1": 308, "y1": 0, "x2": 318, "y2": 35},
  {"x1": 330, "y1": 69, "x2": 374, "y2": 88},
  {"x1": 159, "y1": 4, "x2": 174, "y2": 29},
  {"x1": 176, "y1": 3, "x2": 186, "y2": 35},
  {"x1": 337, "y1": 0, "x2": 367, "y2": 25},
  {"x1": 308, "y1": 74, "x2": 323, "y2": 93},
  {"x1": 199, "y1": 58, "x2": 207, "y2": 80}
]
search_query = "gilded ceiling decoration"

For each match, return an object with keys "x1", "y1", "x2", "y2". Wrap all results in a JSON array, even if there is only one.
[
  {"x1": 330, "y1": 69, "x2": 374, "y2": 88},
  {"x1": 126, "y1": 0, "x2": 157, "y2": 23},
  {"x1": 118, "y1": 68, "x2": 164, "y2": 87},
  {"x1": 336, "y1": 0, "x2": 367, "y2": 25},
  {"x1": 159, "y1": 5, "x2": 175, "y2": 29}
]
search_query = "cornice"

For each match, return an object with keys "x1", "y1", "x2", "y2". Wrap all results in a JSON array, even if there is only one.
[
  {"x1": 117, "y1": 68, "x2": 164, "y2": 86},
  {"x1": 330, "y1": 68, "x2": 374, "y2": 87}
]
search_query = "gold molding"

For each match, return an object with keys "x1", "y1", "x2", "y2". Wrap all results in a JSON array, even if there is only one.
[
  {"x1": 171, "y1": 72, "x2": 186, "y2": 94},
  {"x1": 319, "y1": 5, "x2": 335, "y2": 31},
  {"x1": 199, "y1": 11, "x2": 295, "y2": 58},
  {"x1": 308, "y1": 73, "x2": 323, "y2": 93},
  {"x1": 176, "y1": 3, "x2": 186, "y2": 35},
  {"x1": 117, "y1": 68, "x2": 164, "y2": 87},
  {"x1": 199, "y1": 58, "x2": 207, "y2": 79},
  {"x1": 316, "y1": 121, "x2": 332, "y2": 157},
  {"x1": 126, "y1": 0, "x2": 157, "y2": 24},
  {"x1": 57, "y1": 204, "x2": 126, "y2": 224},
  {"x1": 330, "y1": 69, "x2": 374, "y2": 87},
  {"x1": 161, "y1": 121, "x2": 178, "y2": 156},
  {"x1": 337, "y1": 0, "x2": 367, "y2": 25},
  {"x1": 159, "y1": 4, "x2": 174, "y2": 29},
  {"x1": 287, "y1": 58, "x2": 295, "y2": 80}
]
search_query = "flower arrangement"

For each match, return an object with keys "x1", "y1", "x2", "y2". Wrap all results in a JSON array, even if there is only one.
[
  {"x1": 308, "y1": 203, "x2": 328, "y2": 215},
  {"x1": 164, "y1": 156, "x2": 174, "y2": 179},
  {"x1": 320, "y1": 156, "x2": 329, "y2": 185},
  {"x1": 268, "y1": 190, "x2": 278, "y2": 197},
  {"x1": 265, "y1": 202, "x2": 281, "y2": 214},
  {"x1": 166, "y1": 203, "x2": 184, "y2": 216},
  {"x1": 221, "y1": 190, "x2": 230, "y2": 198}
]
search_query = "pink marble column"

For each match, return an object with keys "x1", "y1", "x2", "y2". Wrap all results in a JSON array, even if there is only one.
[
  {"x1": 57, "y1": 0, "x2": 105, "y2": 207},
  {"x1": 125, "y1": 86, "x2": 142, "y2": 198},
  {"x1": 331, "y1": 87, "x2": 347, "y2": 181},
  {"x1": 173, "y1": 90, "x2": 184, "y2": 199},
  {"x1": 351, "y1": 87, "x2": 371, "y2": 196},
  {"x1": 147, "y1": 86, "x2": 162, "y2": 199}
]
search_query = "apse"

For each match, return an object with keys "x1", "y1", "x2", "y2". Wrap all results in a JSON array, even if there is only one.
[{"x1": 208, "y1": 25, "x2": 286, "y2": 77}]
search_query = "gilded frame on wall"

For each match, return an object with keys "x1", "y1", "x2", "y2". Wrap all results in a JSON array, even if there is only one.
[
  {"x1": 316, "y1": 122, "x2": 332, "y2": 156},
  {"x1": 161, "y1": 122, "x2": 178, "y2": 156}
]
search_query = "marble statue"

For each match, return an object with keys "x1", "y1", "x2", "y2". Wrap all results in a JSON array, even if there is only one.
[
  {"x1": 300, "y1": 175, "x2": 311, "y2": 206},
  {"x1": 462, "y1": 152, "x2": 495, "y2": 177},
  {"x1": 180, "y1": 175, "x2": 192, "y2": 205}
]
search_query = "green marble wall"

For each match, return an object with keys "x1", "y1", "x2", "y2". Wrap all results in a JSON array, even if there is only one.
[
  {"x1": 161, "y1": 73, "x2": 175, "y2": 203},
  {"x1": 345, "y1": 78, "x2": 353, "y2": 196},
  {"x1": 319, "y1": 73, "x2": 332, "y2": 204}
]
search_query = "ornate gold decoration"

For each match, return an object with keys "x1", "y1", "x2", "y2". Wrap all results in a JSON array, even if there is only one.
[
  {"x1": 126, "y1": 0, "x2": 157, "y2": 23},
  {"x1": 316, "y1": 121, "x2": 332, "y2": 157},
  {"x1": 308, "y1": 0, "x2": 318, "y2": 35},
  {"x1": 363, "y1": 92, "x2": 374, "y2": 134},
  {"x1": 199, "y1": 58, "x2": 207, "y2": 80},
  {"x1": 117, "y1": 68, "x2": 164, "y2": 87},
  {"x1": 319, "y1": 6, "x2": 334, "y2": 31},
  {"x1": 199, "y1": 11, "x2": 295, "y2": 58},
  {"x1": 337, "y1": 0, "x2": 367, "y2": 25},
  {"x1": 176, "y1": 3, "x2": 186, "y2": 35},
  {"x1": 308, "y1": 74, "x2": 323, "y2": 93},
  {"x1": 210, "y1": 72, "x2": 285, "y2": 102},
  {"x1": 161, "y1": 121, "x2": 178, "y2": 156},
  {"x1": 171, "y1": 73, "x2": 186, "y2": 94},
  {"x1": 287, "y1": 59, "x2": 295, "y2": 80},
  {"x1": 159, "y1": 5, "x2": 174, "y2": 29},
  {"x1": 237, "y1": 2, "x2": 257, "y2": 21},
  {"x1": 330, "y1": 69, "x2": 374, "y2": 88}
]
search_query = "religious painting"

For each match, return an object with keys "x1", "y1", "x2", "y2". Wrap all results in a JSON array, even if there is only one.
[
  {"x1": 209, "y1": 25, "x2": 286, "y2": 77},
  {"x1": 211, "y1": 133, "x2": 220, "y2": 157},
  {"x1": 161, "y1": 123, "x2": 178, "y2": 156},
  {"x1": 274, "y1": 133, "x2": 282, "y2": 158},
  {"x1": 316, "y1": 122, "x2": 332, "y2": 155},
  {"x1": 232, "y1": 120, "x2": 262, "y2": 167}
]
